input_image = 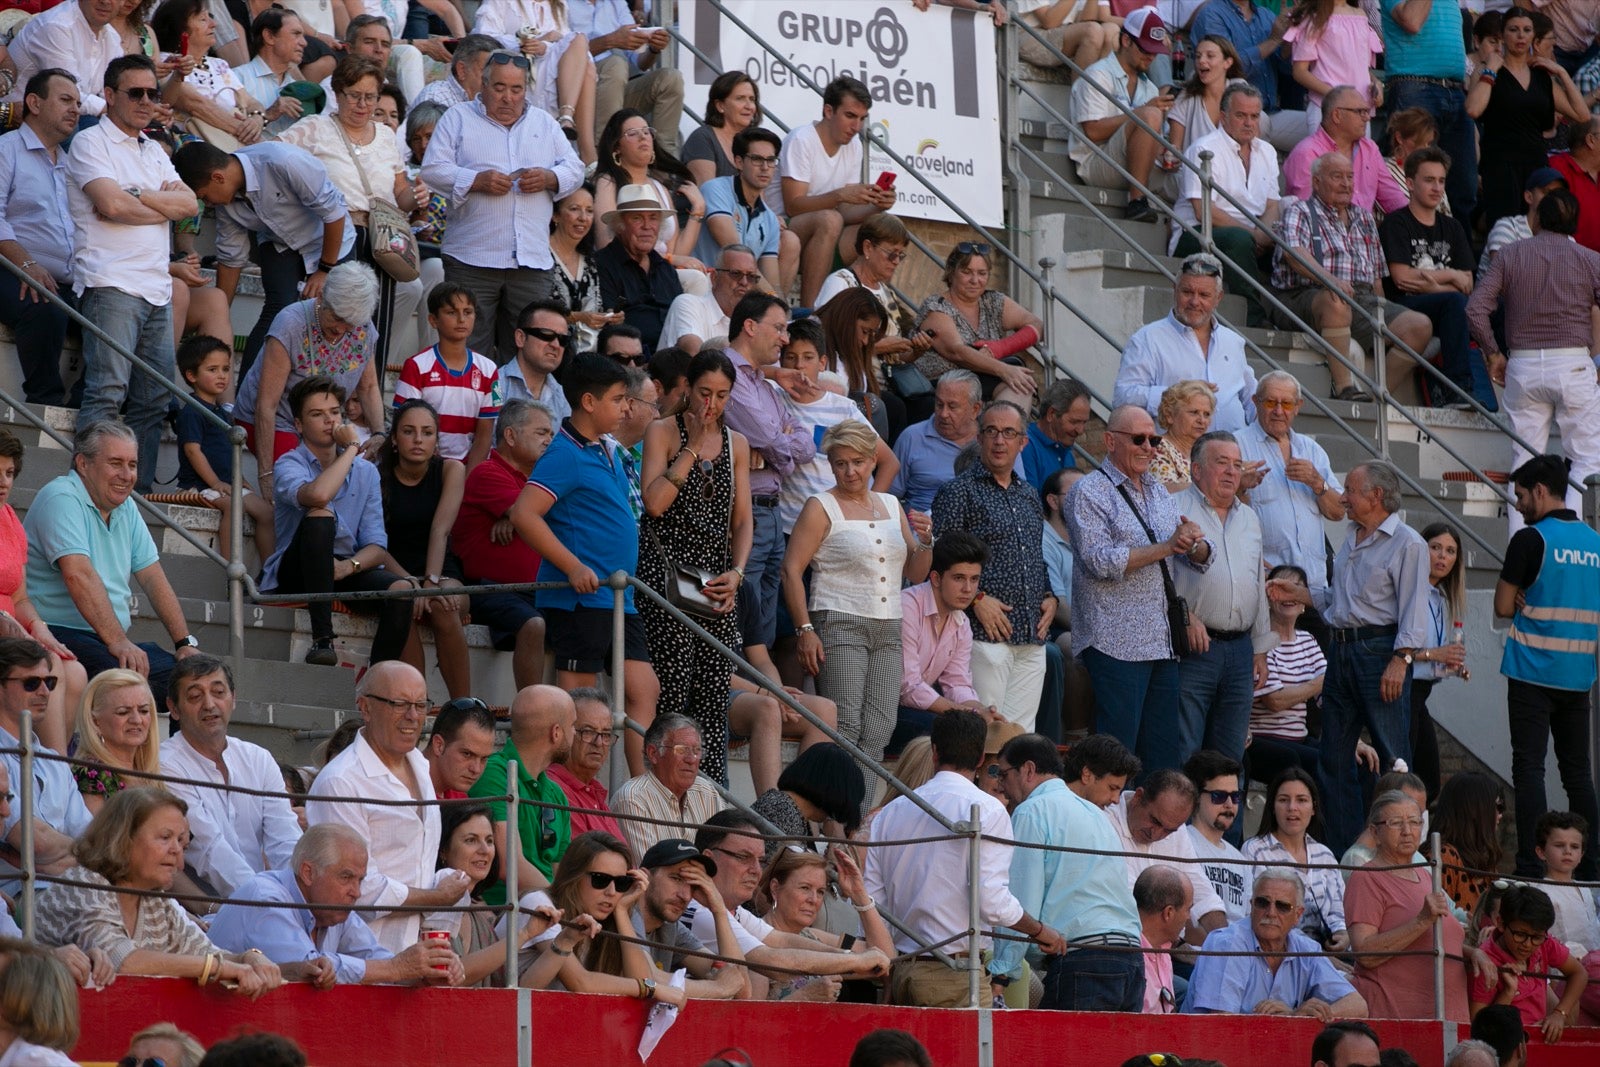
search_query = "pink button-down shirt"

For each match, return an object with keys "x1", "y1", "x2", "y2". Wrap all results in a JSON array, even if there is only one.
[
  {"x1": 899, "y1": 582, "x2": 981, "y2": 710},
  {"x1": 1282, "y1": 128, "x2": 1409, "y2": 215}
]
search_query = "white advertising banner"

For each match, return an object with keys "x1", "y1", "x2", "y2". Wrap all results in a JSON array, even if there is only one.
[{"x1": 678, "y1": 1, "x2": 1004, "y2": 227}]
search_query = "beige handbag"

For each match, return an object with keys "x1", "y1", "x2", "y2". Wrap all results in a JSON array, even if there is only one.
[{"x1": 335, "y1": 120, "x2": 420, "y2": 283}]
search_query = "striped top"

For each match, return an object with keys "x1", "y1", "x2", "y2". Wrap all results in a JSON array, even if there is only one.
[
  {"x1": 394, "y1": 347, "x2": 500, "y2": 461},
  {"x1": 1251, "y1": 629, "x2": 1326, "y2": 741}
]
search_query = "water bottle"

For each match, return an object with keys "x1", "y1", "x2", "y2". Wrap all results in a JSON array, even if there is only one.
[{"x1": 1449, "y1": 621, "x2": 1466, "y2": 677}]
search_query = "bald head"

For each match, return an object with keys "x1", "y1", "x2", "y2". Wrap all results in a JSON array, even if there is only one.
[
  {"x1": 1107, "y1": 403, "x2": 1155, "y2": 435},
  {"x1": 356, "y1": 659, "x2": 424, "y2": 699},
  {"x1": 509, "y1": 684, "x2": 576, "y2": 768}
]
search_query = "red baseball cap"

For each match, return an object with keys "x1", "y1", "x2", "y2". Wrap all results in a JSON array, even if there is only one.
[{"x1": 1123, "y1": 8, "x2": 1173, "y2": 55}]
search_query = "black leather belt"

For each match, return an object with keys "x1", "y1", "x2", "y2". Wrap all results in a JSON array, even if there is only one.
[
  {"x1": 1206, "y1": 628, "x2": 1250, "y2": 641},
  {"x1": 1388, "y1": 74, "x2": 1465, "y2": 90},
  {"x1": 752, "y1": 494, "x2": 780, "y2": 508},
  {"x1": 1330, "y1": 623, "x2": 1398, "y2": 643}
]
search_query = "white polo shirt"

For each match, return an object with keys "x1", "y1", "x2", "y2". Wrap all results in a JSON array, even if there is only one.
[{"x1": 64, "y1": 117, "x2": 181, "y2": 306}]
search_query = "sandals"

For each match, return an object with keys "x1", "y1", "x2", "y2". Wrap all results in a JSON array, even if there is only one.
[
  {"x1": 1333, "y1": 385, "x2": 1374, "y2": 403},
  {"x1": 558, "y1": 105, "x2": 579, "y2": 142}
]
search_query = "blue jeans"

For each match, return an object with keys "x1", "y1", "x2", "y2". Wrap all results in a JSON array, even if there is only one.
[
  {"x1": 1319, "y1": 632, "x2": 1412, "y2": 853},
  {"x1": 1041, "y1": 950, "x2": 1145, "y2": 1012},
  {"x1": 738, "y1": 500, "x2": 783, "y2": 649},
  {"x1": 1176, "y1": 633, "x2": 1256, "y2": 766},
  {"x1": 54, "y1": 626, "x2": 177, "y2": 713},
  {"x1": 1393, "y1": 290, "x2": 1474, "y2": 399},
  {"x1": 887, "y1": 705, "x2": 936, "y2": 757},
  {"x1": 1386, "y1": 79, "x2": 1477, "y2": 224},
  {"x1": 77, "y1": 286, "x2": 178, "y2": 494},
  {"x1": 1083, "y1": 648, "x2": 1181, "y2": 776}
]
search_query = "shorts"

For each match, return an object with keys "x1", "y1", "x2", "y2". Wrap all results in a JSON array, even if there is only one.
[
  {"x1": 470, "y1": 587, "x2": 542, "y2": 652},
  {"x1": 1269, "y1": 285, "x2": 1397, "y2": 349},
  {"x1": 542, "y1": 607, "x2": 651, "y2": 674}
]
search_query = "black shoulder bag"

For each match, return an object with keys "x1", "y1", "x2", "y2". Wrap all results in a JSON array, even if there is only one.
[{"x1": 1110, "y1": 475, "x2": 1192, "y2": 658}]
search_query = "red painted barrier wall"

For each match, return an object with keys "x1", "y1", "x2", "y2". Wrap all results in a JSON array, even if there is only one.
[{"x1": 76, "y1": 979, "x2": 1481, "y2": 1067}]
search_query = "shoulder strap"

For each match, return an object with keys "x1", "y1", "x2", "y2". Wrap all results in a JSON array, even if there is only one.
[
  {"x1": 1109, "y1": 473, "x2": 1182, "y2": 601},
  {"x1": 332, "y1": 119, "x2": 378, "y2": 202}
]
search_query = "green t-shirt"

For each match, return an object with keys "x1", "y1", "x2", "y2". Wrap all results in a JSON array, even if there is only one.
[{"x1": 469, "y1": 741, "x2": 572, "y2": 906}]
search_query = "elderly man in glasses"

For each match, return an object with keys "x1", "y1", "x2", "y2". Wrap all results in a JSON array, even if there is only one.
[
  {"x1": 420, "y1": 48, "x2": 584, "y2": 361},
  {"x1": 659, "y1": 244, "x2": 760, "y2": 355},
  {"x1": 1184, "y1": 866, "x2": 1366, "y2": 1018},
  {"x1": 611, "y1": 713, "x2": 725, "y2": 864},
  {"x1": 1114, "y1": 253, "x2": 1258, "y2": 433},
  {"x1": 1064, "y1": 404, "x2": 1209, "y2": 773},
  {"x1": 547, "y1": 687, "x2": 627, "y2": 840}
]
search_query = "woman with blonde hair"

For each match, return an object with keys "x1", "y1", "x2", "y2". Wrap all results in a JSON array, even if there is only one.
[
  {"x1": 1150, "y1": 380, "x2": 1215, "y2": 491},
  {"x1": 73, "y1": 669, "x2": 161, "y2": 814},
  {"x1": 0, "y1": 939, "x2": 79, "y2": 1065},
  {"x1": 122, "y1": 1022, "x2": 207, "y2": 1067}
]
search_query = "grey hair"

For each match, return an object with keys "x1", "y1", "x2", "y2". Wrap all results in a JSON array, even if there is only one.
[
  {"x1": 450, "y1": 33, "x2": 500, "y2": 75},
  {"x1": 1254, "y1": 369, "x2": 1302, "y2": 401},
  {"x1": 1221, "y1": 82, "x2": 1263, "y2": 113},
  {"x1": 982, "y1": 399, "x2": 1028, "y2": 427},
  {"x1": 1253, "y1": 865, "x2": 1306, "y2": 904},
  {"x1": 485, "y1": 49, "x2": 533, "y2": 86},
  {"x1": 643, "y1": 712, "x2": 700, "y2": 757},
  {"x1": 1321, "y1": 84, "x2": 1361, "y2": 120},
  {"x1": 1191, "y1": 429, "x2": 1238, "y2": 467},
  {"x1": 1444, "y1": 1040, "x2": 1499, "y2": 1067},
  {"x1": 322, "y1": 261, "x2": 381, "y2": 326},
  {"x1": 292, "y1": 822, "x2": 366, "y2": 872},
  {"x1": 568, "y1": 685, "x2": 612, "y2": 709},
  {"x1": 406, "y1": 100, "x2": 448, "y2": 142},
  {"x1": 1040, "y1": 378, "x2": 1091, "y2": 417},
  {"x1": 1311, "y1": 150, "x2": 1353, "y2": 180},
  {"x1": 624, "y1": 366, "x2": 650, "y2": 397},
  {"x1": 72, "y1": 419, "x2": 137, "y2": 462},
  {"x1": 938, "y1": 369, "x2": 982, "y2": 406},
  {"x1": 1354, "y1": 460, "x2": 1402, "y2": 513},
  {"x1": 1133, "y1": 864, "x2": 1188, "y2": 914},
  {"x1": 716, "y1": 243, "x2": 758, "y2": 266},
  {"x1": 1368, "y1": 788, "x2": 1420, "y2": 826},
  {"x1": 494, "y1": 397, "x2": 552, "y2": 447}
]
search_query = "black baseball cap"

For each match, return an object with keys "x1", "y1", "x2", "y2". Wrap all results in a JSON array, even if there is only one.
[{"x1": 639, "y1": 838, "x2": 718, "y2": 876}]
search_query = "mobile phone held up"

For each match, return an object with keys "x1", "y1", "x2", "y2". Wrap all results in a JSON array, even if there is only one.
[
  {"x1": 179, "y1": 31, "x2": 189, "y2": 57},
  {"x1": 875, "y1": 171, "x2": 897, "y2": 191}
]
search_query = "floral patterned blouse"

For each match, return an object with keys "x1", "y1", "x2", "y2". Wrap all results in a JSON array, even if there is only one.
[{"x1": 73, "y1": 763, "x2": 127, "y2": 801}]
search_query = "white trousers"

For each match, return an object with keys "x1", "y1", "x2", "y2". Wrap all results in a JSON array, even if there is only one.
[
  {"x1": 970, "y1": 640, "x2": 1047, "y2": 733},
  {"x1": 1505, "y1": 348, "x2": 1600, "y2": 532}
]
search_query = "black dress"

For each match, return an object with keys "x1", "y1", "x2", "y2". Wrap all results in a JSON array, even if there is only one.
[
  {"x1": 1479, "y1": 65, "x2": 1557, "y2": 224},
  {"x1": 384, "y1": 458, "x2": 462, "y2": 580}
]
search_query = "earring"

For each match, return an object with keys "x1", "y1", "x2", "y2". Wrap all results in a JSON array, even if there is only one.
[
  {"x1": 648, "y1": 150, "x2": 656, "y2": 166},
  {"x1": 611, "y1": 151, "x2": 621, "y2": 167}
]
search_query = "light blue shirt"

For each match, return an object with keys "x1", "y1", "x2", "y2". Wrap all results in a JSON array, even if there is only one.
[
  {"x1": 419, "y1": 99, "x2": 584, "y2": 270},
  {"x1": 497, "y1": 358, "x2": 572, "y2": 424},
  {"x1": 1114, "y1": 312, "x2": 1257, "y2": 433},
  {"x1": 1236, "y1": 421, "x2": 1340, "y2": 603},
  {"x1": 1326, "y1": 511, "x2": 1433, "y2": 648},
  {"x1": 235, "y1": 56, "x2": 299, "y2": 137},
  {"x1": 0, "y1": 123, "x2": 74, "y2": 282},
  {"x1": 1183, "y1": 917, "x2": 1356, "y2": 1013},
  {"x1": 889, "y1": 419, "x2": 1022, "y2": 514},
  {"x1": 210, "y1": 142, "x2": 354, "y2": 273},
  {"x1": 1189, "y1": 0, "x2": 1281, "y2": 110},
  {"x1": 0, "y1": 723, "x2": 93, "y2": 898},
  {"x1": 23, "y1": 471, "x2": 159, "y2": 633},
  {"x1": 260, "y1": 445, "x2": 387, "y2": 590},
  {"x1": 992, "y1": 778, "x2": 1139, "y2": 981},
  {"x1": 566, "y1": 0, "x2": 645, "y2": 66},
  {"x1": 1043, "y1": 521, "x2": 1074, "y2": 605},
  {"x1": 696, "y1": 175, "x2": 781, "y2": 265},
  {"x1": 209, "y1": 867, "x2": 391, "y2": 984}
]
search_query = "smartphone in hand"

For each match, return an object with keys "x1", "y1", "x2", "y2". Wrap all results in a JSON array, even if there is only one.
[{"x1": 875, "y1": 171, "x2": 897, "y2": 190}]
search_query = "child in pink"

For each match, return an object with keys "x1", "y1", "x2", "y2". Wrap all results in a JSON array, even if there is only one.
[
  {"x1": 1468, "y1": 884, "x2": 1588, "y2": 1039},
  {"x1": 1285, "y1": 0, "x2": 1384, "y2": 128}
]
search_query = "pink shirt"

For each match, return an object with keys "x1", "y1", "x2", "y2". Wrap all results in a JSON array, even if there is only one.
[
  {"x1": 1283, "y1": 128, "x2": 1410, "y2": 216},
  {"x1": 1142, "y1": 932, "x2": 1175, "y2": 1013},
  {"x1": 1284, "y1": 12, "x2": 1383, "y2": 108},
  {"x1": 899, "y1": 582, "x2": 980, "y2": 710},
  {"x1": 546, "y1": 763, "x2": 625, "y2": 841},
  {"x1": 1469, "y1": 933, "x2": 1571, "y2": 1024}
]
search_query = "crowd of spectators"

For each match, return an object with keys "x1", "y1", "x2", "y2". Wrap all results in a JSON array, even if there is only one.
[{"x1": 2, "y1": 2, "x2": 1600, "y2": 1061}]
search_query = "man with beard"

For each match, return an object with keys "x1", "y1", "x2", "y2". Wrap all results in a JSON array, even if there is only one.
[
  {"x1": 468, "y1": 684, "x2": 576, "y2": 902},
  {"x1": 636, "y1": 839, "x2": 747, "y2": 999},
  {"x1": 1183, "y1": 750, "x2": 1251, "y2": 924}
]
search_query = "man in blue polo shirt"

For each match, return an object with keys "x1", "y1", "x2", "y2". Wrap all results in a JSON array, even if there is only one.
[
  {"x1": 695, "y1": 128, "x2": 786, "y2": 290},
  {"x1": 510, "y1": 353, "x2": 661, "y2": 776},
  {"x1": 1382, "y1": 0, "x2": 1476, "y2": 223},
  {"x1": 23, "y1": 420, "x2": 199, "y2": 708},
  {"x1": 1021, "y1": 378, "x2": 1091, "y2": 491}
]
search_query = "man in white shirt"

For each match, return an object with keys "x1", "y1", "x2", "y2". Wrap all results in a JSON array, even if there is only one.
[
  {"x1": 684, "y1": 811, "x2": 891, "y2": 1000},
  {"x1": 65, "y1": 54, "x2": 201, "y2": 493},
  {"x1": 160, "y1": 654, "x2": 303, "y2": 898},
  {"x1": 305, "y1": 661, "x2": 472, "y2": 951},
  {"x1": 420, "y1": 50, "x2": 584, "y2": 361},
  {"x1": 1173, "y1": 83, "x2": 1280, "y2": 326},
  {"x1": 4, "y1": 0, "x2": 121, "y2": 117},
  {"x1": 1068, "y1": 9, "x2": 1176, "y2": 223},
  {"x1": 1106, "y1": 770, "x2": 1228, "y2": 943},
  {"x1": 1182, "y1": 749, "x2": 1250, "y2": 922},
  {"x1": 864, "y1": 709, "x2": 1066, "y2": 1008},
  {"x1": 610, "y1": 713, "x2": 725, "y2": 863},
  {"x1": 658, "y1": 245, "x2": 757, "y2": 354},
  {"x1": 765, "y1": 74, "x2": 895, "y2": 308}
]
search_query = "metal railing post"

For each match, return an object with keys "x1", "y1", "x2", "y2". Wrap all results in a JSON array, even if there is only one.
[
  {"x1": 19, "y1": 710, "x2": 35, "y2": 938},
  {"x1": 1430, "y1": 830, "x2": 1445, "y2": 1022},
  {"x1": 1037, "y1": 257, "x2": 1057, "y2": 384},
  {"x1": 967, "y1": 802, "x2": 983, "y2": 1009},
  {"x1": 228, "y1": 426, "x2": 247, "y2": 677},
  {"x1": 1199, "y1": 150, "x2": 1215, "y2": 253},
  {"x1": 609, "y1": 572, "x2": 627, "y2": 724},
  {"x1": 505, "y1": 761, "x2": 520, "y2": 989}
]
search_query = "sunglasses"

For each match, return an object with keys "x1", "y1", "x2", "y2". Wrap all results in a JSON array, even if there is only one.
[
  {"x1": 609, "y1": 353, "x2": 648, "y2": 367},
  {"x1": 1206, "y1": 789, "x2": 1243, "y2": 805},
  {"x1": 521, "y1": 325, "x2": 569, "y2": 344},
  {"x1": 1110, "y1": 430, "x2": 1164, "y2": 447},
  {"x1": 116, "y1": 86, "x2": 160, "y2": 101},
  {"x1": 954, "y1": 241, "x2": 991, "y2": 257},
  {"x1": 438, "y1": 696, "x2": 488, "y2": 716},
  {"x1": 587, "y1": 871, "x2": 637, "y2": 892},
  {"x1": 1252, "y1": 895, "x2": 1296, "y2": 914},
  {"x1": 1181, "y1": 255, "x2": 1224, "y2": 277},
  {"x1": 488, "y1": 52, "x2": 533, "y2": 70},
  {"x1": 4, "y1": 675, "x2": 58, "y2": 692},
  {"x1": 118, "y1": 1059, "x2": 167, "y2": 1067}
]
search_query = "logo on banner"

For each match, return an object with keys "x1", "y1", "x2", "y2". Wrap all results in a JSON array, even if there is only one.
[{"x1": 864, "y1": 7, "x2": 909, "y2": 68}]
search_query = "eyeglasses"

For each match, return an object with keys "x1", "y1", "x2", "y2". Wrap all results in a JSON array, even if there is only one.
[
  {"x1": 574, "y1": 726, "x2": 616, "y2": 746},
  {"x1": 954, "y1": 241, "x2": 991, "y2": 256},
  {"x1": 1378, "y1": 816, "x2": 1424, "y2": 830},
  {"x1": 539, "y1": 804, "x2": 557, "y2": 847},
  {"x1": 0, "y1": 793, "x2": 13, "y2": 803},
  {"x1": 741, "y1": 153, "x2": 778, "y2": 167},
  {"x1": 1206, "y1": 789, "x2": 1243, "y2": 805},
  {"x1": 622, "y1": 125, "x2": 657, "y2": 141},
  {"x1": 1503, "y1": 926, "x2": 1548, "y2": 947},
  {"x1": 665, "y1": 744, "x2": 703, "y2": 760},
  {"x1": 979, "y1": 426, "x2": 1023, "y2": 441},
  {"x1": 365, "y1": 693, "x2": 430, "y2": 714},
  {"x1": 709, "y1": 846, "x2": 762, "y2": 867},
  {"x1": 985, "y1": 764, "x2": 1016, "y2": 779},
  {"x1": 1109, "y1": 429, "x2": 1164, "y2": 448},
  {"x1": 521, "y1": 325, "x2": 569, "y2": 344},
  {"x1": 3, "y1": 675, "x2": 58, "y2": 692},
  {"x1": 716, "y1": 268, "x2": 764, "y2": 285},
  {"x1": 116, "y1": 86, "x2": 160, "y2": 101},
  {"x1": 1257, "y1": 398, "x2": 1298, "y2": 410},
  {"x1": 586, "y1": 870, "x2": 637, "y2": 892},
  {"x1": 340, "y1": 91, "x2": 380, "y2": 105},
  {"x1": 1252, "y1": 895, "x2": 1296, "y2": 914},
  {"x1": 487, "y1": 52, "x2": 532, "y2": 70},
  {"x1": 118, "y1": 1059, "x2": 167, "y2": 1067},
  {"x1": 872, "y1": 246, "x2": 909, "y2": 264},
  {"x1": 1334, "y1": 105, "x2": 1374, "y2": 118},
  {"x1": 1180, "y1": 254, "x2": 1224, "y2": 277}
]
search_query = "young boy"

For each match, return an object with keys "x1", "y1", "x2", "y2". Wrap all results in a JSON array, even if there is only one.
[
  {"x1": 175, "y1": 336, "x2": 276, "y2": 559},
  {"x1": 1537, "y1": 811, "x2": 1600, "y2": 958},
  {"x1": 774, "y1": 318, "x2": 899, "y2": 535},
  {"x1": 509, "y1": 353, "x2": 660, "y2": 774},
  {"x1": 394, "y1": 284, "x2": 499, "y2": 469}
]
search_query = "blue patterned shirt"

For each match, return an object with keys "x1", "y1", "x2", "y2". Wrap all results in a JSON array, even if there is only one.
[{"x1": 931, "y1": 465, "x2": 1050, "y2": 647}]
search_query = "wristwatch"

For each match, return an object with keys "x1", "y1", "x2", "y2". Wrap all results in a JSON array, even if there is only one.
[
  {"x1": 126, "y1": 186, "x2": 143, "y2": 199},
  {"x1": 641, "y1": 977, "x2": 657, "y2": 1000},
  {"x1": 1393, "y1": 648, "x2": 1415, "y2": 665},
  {"x1": 175, "y1": 634, "x2": 200, "y2": 650}
]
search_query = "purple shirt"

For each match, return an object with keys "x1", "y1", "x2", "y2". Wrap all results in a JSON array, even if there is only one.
[
  {"x1": 721, "y1": 345, "x2": 815, "y2": 497},
  {"x1": 899, "y1": 582, "x2": 980, "y2": 710},
  {"x1": 1282, "y1": 128, "x2": 1409, "y2": 215}
]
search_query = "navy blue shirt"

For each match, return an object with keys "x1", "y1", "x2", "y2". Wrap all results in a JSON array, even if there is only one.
[
  {"x1": 176, "y1": 396, "x2": 233, "y2": 490},
  {"x1": 595, "y1": 241, "x2": 683, "y2": 356}
]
